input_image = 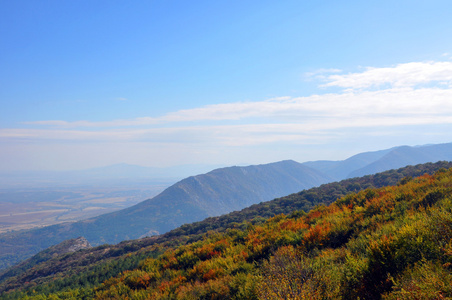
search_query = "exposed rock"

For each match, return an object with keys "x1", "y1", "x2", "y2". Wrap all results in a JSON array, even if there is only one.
[{"x1": 67, "y1": 237, "x2": 92, "y2": 253}]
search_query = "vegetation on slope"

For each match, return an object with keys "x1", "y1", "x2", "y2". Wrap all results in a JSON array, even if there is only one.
[
  {"x1": 1, "y1": 162, "x2": 452, "y2": 299},
  {"x1": 0, "y1": 237, "x2": 91, "y2": 284},
  {"x1": 165, "y1": 161, "x2": 452, "y2": 238},
  {"x1": 92, "y1": 168, "x2": 452, "y2": 299},
  {"x1": 0, "y1": 160, "x2": 331, "y2": 270}
]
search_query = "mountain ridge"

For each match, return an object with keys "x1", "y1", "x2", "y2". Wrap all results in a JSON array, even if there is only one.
[
  {"x1": 0, "y1": 160, "x2": 332, "y2": 269},
  {"x1": 2, "y1": 142, "x2": 452, "y2": 271},
  {"x1": 348, "y1": 143, "x2": 452, "y2": 178},
  {"x1": 302, "y1": 142, "x2": 452, "y2": 180},
  {"x1": 2, "y1": 161, "x2": 452, "y2": 299}
]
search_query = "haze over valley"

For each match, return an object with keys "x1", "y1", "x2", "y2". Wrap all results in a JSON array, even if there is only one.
[
  {"x1": 0, "y1": 163, "x2": 225, "y2": 234},
  {"x1": 2, "y1": 142, "x2": 452, "y2": 271},
  {"x1": 0, "y1": 184, "x2": 165, "y2": 234}
]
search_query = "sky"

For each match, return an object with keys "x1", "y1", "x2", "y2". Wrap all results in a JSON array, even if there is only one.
[{"x1": 1, "y1": 0, "x2": 452, "y2": 172}]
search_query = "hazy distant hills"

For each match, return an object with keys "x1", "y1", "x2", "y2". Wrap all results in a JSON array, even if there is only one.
[
  {"x1": 303, "y1": 142, "x2": 452, "y2": 180},
  {"x1": 88, "y1": 160, "x2": 332, "y2": 239},
  {"x1": 348, "y1": 143, "x2": 452, "y2": 178},
  {"x1": 302, "y1": 148, "x2": 393, "y2": 180},
  {"x1": 1, "y1": 142, "x2": 452, "y2": 270},
  {"x1": 0, "y1": 160, "x2": 331, "y2": 269},
  {"x1": 2, "y1": 161, "x2": 452, "y2": 297},
  {"x1": 154, "y1": 160, "x2": 332, "y2": 217}
]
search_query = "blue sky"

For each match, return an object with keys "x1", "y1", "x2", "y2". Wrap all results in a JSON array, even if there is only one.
[{"x1": 2, "y1": 0, "x2": 452, "y2": 171}]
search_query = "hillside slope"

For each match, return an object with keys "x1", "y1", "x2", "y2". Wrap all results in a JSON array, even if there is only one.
[
  {"x1": 0, "y1": 160, "x2": 331, "y2": 270},
  {"x1": 0, "y1": 237, "x2": 91, "y2": 284},
  {"x1": 1, "y1": 161, "x2": 451, "y2": 298},
  {"x1": 2, "y1": 163, "x2": 452, "y2": 299}
]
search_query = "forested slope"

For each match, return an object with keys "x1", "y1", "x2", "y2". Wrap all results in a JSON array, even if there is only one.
[
  {"x1": 0, "y1": 160, "x2": 330, "y2": 270},
  {"x1": 89, "y1": 167, "x2": 452, "y2": 299},
  {"x1": 3, "y1": 142, "x2": 452, "y2": 271},
  {"x1": 1, "y1": 161, "x2": 452, "y2": 299}
]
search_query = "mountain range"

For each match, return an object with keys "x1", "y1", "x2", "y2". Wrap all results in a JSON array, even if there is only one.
[
  {"x1": 2, "y1": 161, "x2": 452, "y2": 299},
  {"x1": 1, "y1": 142, "x2": 452, "y2": 271},
  {"x1": 303, "y1": 142, "x2": 452, "y2": 180},
  {"x1": 0, "y1": 160, "x2": 330, "y2": 269}
]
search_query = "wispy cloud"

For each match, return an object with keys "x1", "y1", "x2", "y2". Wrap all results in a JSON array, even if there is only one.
[
  {"x1": 24, "y1": 87, "x2": 452, "y2": 129},
  {"x1": 23, "y1": 60, "x2": 452, "y2": 129},
  {"x1": 5, "y1": 59, "x2": 452, "y2": 170},
  {"x1": 8, "y1": 87, "x2": 452, "y2": 145},
  {"x1": 25, "y1": 117, "x2": 160, "y2": 128},
  {"x1": 321, "y1": 61, "x2": 452, "y2": 90},
  {"x1": 304, "y1": 68, "x2": 342, "y2": 81}
]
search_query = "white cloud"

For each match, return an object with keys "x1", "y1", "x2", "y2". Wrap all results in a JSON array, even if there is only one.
[
  {"x1": 24, "y1": 117, "x2": 160, "y2": 128},
  {"x1": 5, "y1": 59, "x2": 452, "y2": 170},
  {"x1": 25, "y1": 59, "x2": 452, "y2": 129},
  {"x1": 321, "y1": 61, "x2": 452, "y2": 89},
  {"x1": 304, "y1": 68, "x2": 342, "y2": 81},
  {"x1": 25, "y1": 86, "x2": 452, "y2": 129},
  {"x1": 6, "y1": 85, "x2": 452, "y2": 146}
]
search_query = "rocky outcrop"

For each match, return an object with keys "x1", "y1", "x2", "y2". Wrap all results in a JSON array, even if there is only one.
[{"x1": 66, "y1": 237, "x2": 92, "y2": 253}]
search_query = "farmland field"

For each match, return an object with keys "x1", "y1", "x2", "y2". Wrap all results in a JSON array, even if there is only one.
[{"x1": 0, "y1": 184, "x2": 170, "y2": 234}]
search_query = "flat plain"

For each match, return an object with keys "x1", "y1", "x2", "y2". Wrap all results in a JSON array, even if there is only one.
[{"x1": 0, "y1": 184, "x2": 170, "y2": 234}]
